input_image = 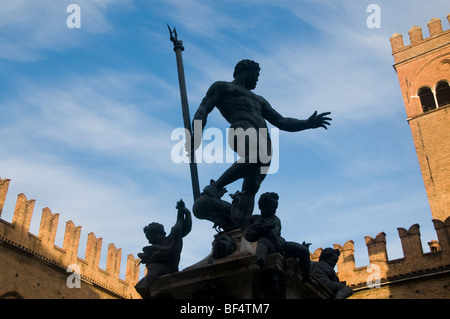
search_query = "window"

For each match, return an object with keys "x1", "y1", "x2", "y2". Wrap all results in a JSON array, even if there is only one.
[
  {"x1": 418, "y1": 87, "x2": 437, "y2": 112},
  {"x1": 0, "y1": 291, "x2": 23, "y2": 299},
  {"x1": 436, "y1": 81, "x2": 450, "y2": 107},
  {"x1": 428, "y1": 240, "x2": 441, "y2": 252}
]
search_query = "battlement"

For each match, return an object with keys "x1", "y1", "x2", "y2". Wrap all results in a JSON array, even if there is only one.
[
  {"x1": 390, "y1": 14, "x2": 450, "y2": 64},
  {"x1": 310, "y1": 219, "x2": 450, "y2": 290},
  {"x1": 0, "y1": 176, "x2": 141, "y2": 299}
]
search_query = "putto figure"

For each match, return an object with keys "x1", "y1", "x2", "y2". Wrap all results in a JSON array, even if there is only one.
[
  {"x1": 190, "y1": 59, "x2": 331, "y2": 231},
  {"x1": 135, "y1": 199, "x2": 192, "y2": 299},
  {"x1": 310, "y1": 248, "x2": 353, "y2": 299},
  {"x1": 231, "y1": 192, "x2": 312, "y2": 283}
]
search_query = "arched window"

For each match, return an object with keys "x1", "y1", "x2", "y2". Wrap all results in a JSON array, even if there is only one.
[
  {"x1": 436, "y1": 81, "x2": 450, "y2": 107},
  {"x1": 418, "y1": 87, "x2": 437, "y2": 112},
  {"x1": 0, "y1": 291, "x2": 23, "y2": 299}
]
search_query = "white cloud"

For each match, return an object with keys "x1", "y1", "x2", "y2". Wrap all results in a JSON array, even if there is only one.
[
  {"x1": 0, "y1": 0, "x2": 132, "y2": 61},
  {"x1": 160, "y1": 0, "x2": 249, "y2": 40},
  {"x1": 1, "y1": 69, "x2": 182, "y2": 171},
  {"x1": 0, "y1": 68, "x2": 207, "y2": 276}
]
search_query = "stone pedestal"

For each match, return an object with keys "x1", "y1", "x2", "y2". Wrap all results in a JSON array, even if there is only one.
[{"x1": 146, "y1": 229, "x2": 334, "y2": 299}]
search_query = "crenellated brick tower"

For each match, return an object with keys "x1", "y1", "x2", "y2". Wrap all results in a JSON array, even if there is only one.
[
  {"x1": 391, "y1": 15, "x2": 450, "y2": 223},
  {"x1": 316, "y1": 15, "x2": 450, "y2": 299}
]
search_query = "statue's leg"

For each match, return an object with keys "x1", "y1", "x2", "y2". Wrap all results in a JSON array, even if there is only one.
[
  {"x1": 212, "y1": 161, "x2": 259, "y2": 191},
  {"x1": 335, "y1": 286, "x2": 353, "y2": 299},
  {"x1": 135, "y1": 266, "x2": 160, "y2": 299},
  {"x1": 319, "y1": 281, "x2": 353, "y2": 299},
  {"x1": 238, "y1": 131, "x2": 272, "y2": 214},
  {"x1": 255, "y1": 237, "x2": 276, "y2": 268},
  {"x1": 283, "y1": 242, "x2": 312, "y2": 283},
  {"x1": 239, "y1": 167, "x2": 267, "y2": 215},
  {"x1": 208, "y1": 127, "x2": 272, "y2": 194}
]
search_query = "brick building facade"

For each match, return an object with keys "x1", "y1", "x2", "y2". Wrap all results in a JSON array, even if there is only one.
[{"x1": 0, "y1": 177, "x2": 141, "y2": 299}]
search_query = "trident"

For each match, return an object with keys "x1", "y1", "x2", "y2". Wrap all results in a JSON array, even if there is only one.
[{"x1": 168, "y1": 25, "x2": 201, "y2": 201}]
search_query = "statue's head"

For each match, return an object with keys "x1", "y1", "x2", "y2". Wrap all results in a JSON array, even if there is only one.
[
  {"x1": 258, "y1": 192, "x2": 279, "y2": 217},
  {"x1": 212, "y1": 234, "x2": 237, "y2": 259},
  {"x1": 143, "y1": 222, "x2": 166, "y2": 244},
  {"x1": 233, "y1": 59, "x2": 260, "y2": 90},
  {"x1": 319, "y1": 248, "x2": 340, "y2": 267}
]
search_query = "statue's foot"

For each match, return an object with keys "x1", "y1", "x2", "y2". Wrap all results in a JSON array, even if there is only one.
[
  {"x1": 135, "y1": 283, "x2": 151, "y2": 299},
  {"x1": 202, "y1": 180, "x2": 227, "y2": 198},
  {"x1": 229, "y1": 190, "x2": 245, "y2": 202}
]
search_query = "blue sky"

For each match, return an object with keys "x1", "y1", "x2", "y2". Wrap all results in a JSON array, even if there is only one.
[{"x1": 1, "y1": 1, "x2": 449, "y2": 279}]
